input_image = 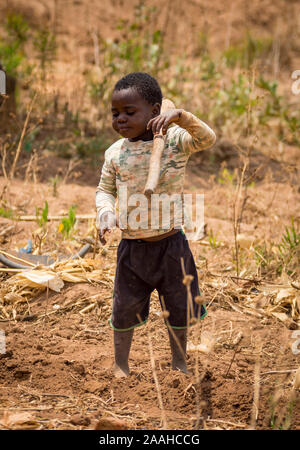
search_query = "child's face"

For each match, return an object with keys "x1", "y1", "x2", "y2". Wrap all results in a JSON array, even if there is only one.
[{"x1": 111, "y1": 88, "x2": 160, "y2": 141}]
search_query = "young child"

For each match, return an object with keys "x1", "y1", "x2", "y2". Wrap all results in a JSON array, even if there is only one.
[{"x1": 96, "y1": 72, "x2": 216, "y2": 377}]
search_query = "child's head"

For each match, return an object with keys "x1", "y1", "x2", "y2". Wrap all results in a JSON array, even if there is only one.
[{"x1": 111, "y1": 72, "x2": 162, "y2": 141}]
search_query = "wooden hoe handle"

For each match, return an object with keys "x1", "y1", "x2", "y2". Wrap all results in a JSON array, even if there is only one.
[{"x1": 144, "y1": 98, "x2": 176, "y2": 196}]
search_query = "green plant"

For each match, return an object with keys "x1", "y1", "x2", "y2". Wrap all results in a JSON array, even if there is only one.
[
  {"x1": 277, "y1": 220, "x2": 300, "y2": 273},
  {"x1": 23, "y1": 126, "x2": 41, "y2": 153},
  {"x1": 33, "y1": 29, "x2": 56, "y2": 79},
  {"x1": 87, "y1": 0, "x2": 170, "y2": 120},
  {"x1": 217, "y1": 167, "x2": 236, "y2": 186},
  {"x1": 0, "y1": 13, "x2": 29, "y2": 77},
  {"x1": 208, "y1": 229, "x2": 221, "y2": 249},
  {"x1": 75, "y1": 136, "x2": 110, "y2": 164},
  {"x1": 254, "y1": 243, "x2": 274, "y2": 271},
  {"x1": 212, "y1": 73, "x2": 260, "y2": 132},
  {"x1": 35, "y1": 201, "x2": 49, "y2": 229},
  {"x1": 256, "y1": 76, "x2": 282, "y2": 122},
  {"x1": 194, "y1": 31, "x2": 209, "y2": 57},
  {"x1": 199, "y1": 54, "x2": 218, "y2": 83},
  {"x1": 270, "y1": 394, "x2": 296, "y2": 430},
  {"x1": 279, "y1": 220, "x2": 300, "y2": 252},
  {"x1": 283, "y1": 112, "x2": 300, "y2": 145},
  {"x1": 58, "y1": 205, "x2": 77, "y2": 239},
  {"x1": 0, "y1": 206, "x2": 13, "y2": 218},
  {"x1": 49, "y1": 175, "x2": 61, "y2": 197},
  {"x1": 254, "y1": 221, "x2": 300, "y2": 277},
  {"x1": 224, "y1": 33, "x2": 273, "y2": 69},
  {"x1": 5, "y1": 13, "x2": 29, "y2": 44}
]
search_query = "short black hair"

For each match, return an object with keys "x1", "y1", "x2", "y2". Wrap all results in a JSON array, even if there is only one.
[{"x1": 113, "y1": 72, "x2": 162, "y2": 105}]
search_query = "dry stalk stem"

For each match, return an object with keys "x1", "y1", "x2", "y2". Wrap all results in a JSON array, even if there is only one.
[
  {"x1": 232, "y1": 155, "x2": 249, "y2": 278},
  {"x1": 232, "y1": 68, "x2": 257, "y2": 278},
  {"x1": 147, "y1": 331, "x2": 168, "y2": 430},
  {"x1": 17, "y1": 214, "x2": 95, "y2": 221},
  {"x1": 137, "y1": 313, "x2": 168, "y2": 430},
  {"x1": 180, "y1": 258, "x2": 205, "y2": 428},
  {"x1": 43, "y1": 281, "x2": 50, "y2": 327},
  {"x1": 193, "y1": 303, "x2": 204, "y2": 429},
  {"x1": 224, "y1": 332, "x2": 243, "y2": 378},
  {"x1": 249, "y1": 342, "x2": 262, "y2": 430},
  {"x1": 206, "y1": 418, "x2": 246, "y2": 428},
  {"x1": 9, "y1": 93, "x2": 37, "y2": 180},
  {"x1": 62, "y1": 159, "x2": 81, "y2": 185},
  {"x1": 1, "y1": 143, "x2": 8, "y2": 179}
]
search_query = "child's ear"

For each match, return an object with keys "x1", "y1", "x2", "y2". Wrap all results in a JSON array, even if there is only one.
[{"x1": 152, "y1": 102, "x2": 161, "y2": 117}]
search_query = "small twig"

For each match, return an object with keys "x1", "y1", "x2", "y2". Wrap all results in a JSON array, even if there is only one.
[
  {"x1": 137, "y1": 313, "x2": 168, "y2": 430},
  {"x1": 9, "y1": 93, "x2": 37, "y2": 180},
  {"x1": 62, "y1": 159, "x2": 81, "y2": 185},
  {"x1": 206, "y1": 418, "x2": 246, "y2": 428},
  {"x1": 43, "y1": 281, "x2": 50, "y2": 326},
  {"x1": 79, "y1": 303, "x2": 96, "y2": 315},
  {"x1": 261, "y1": 369, "x2": 297, "y2": 375},
  {"x1": 224, "y1": 332, "x2": 243, "y2": 378},
  {"x1": 93, "y1": 225, "x2": 97, "y2": 259},
  {"x1": 249, "y1": 342, "x2": 262, "y2": 430},
  {"x1": 1, "y1": 143, "x2": 8, "y2": 179},
  {"x1": 17, "y1": 214, "x2": 95, "y2": 221}
]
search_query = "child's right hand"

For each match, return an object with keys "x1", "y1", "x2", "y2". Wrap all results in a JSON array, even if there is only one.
[
  {"x1": 147, "y1": 108, "x2": 184, "y2": 135},
  {"x1": 99, "y1": 211, "x2": 117, "y2": 245}
]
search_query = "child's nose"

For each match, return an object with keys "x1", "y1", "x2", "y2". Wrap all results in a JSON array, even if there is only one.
[{"x1": 117, "y1": 113, "x2": 127, "y2": 123}]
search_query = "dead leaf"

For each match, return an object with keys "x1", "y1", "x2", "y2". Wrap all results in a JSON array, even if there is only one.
[
  {"x1": 271, "y1": 312, "x2": 289, "y2": 322},
  {"x1": 293, "y1": 367, "x2": 300, "y2": 390},
  {"x1": 237, "y1": 233, "x2": 254, "y2": 249},
  {"x1": 94, "y1": 417, "x2": 128, "y2": 430},
  {"x1": 0, "y1": 411, "x2": 39, "y2": 429},
  {"x1": 275, "y1": 289, "x2": 294, "y2": 302}
]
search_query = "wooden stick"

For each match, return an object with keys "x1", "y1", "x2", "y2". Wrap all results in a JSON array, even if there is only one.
[
  {"x1": 206, "y1": 418, "x2": 246, "y2": 428},
  {"x1": 144, "y1": 98, "x2": 175, "y2": 196},
  {"x1": 261, "y1": 369, "x2": 297, "y2": 375},
  {"x1": 13, "y1": 214, "x2": 95, "y2": 221},
  {"x1": 9, "y1": 93, "x2": 37, "y2": 180},
  {"x1": 224, "y1": 332, "x2": 243, "y2": 378}
]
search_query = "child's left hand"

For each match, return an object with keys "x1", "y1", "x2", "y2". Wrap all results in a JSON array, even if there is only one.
[{"x1": 147, "y1": 108, "x2": 183, "y2": 135}]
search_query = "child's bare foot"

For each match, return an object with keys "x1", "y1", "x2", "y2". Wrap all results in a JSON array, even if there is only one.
[{"x1": 113, "y1": 363, "x2": 130, "y2": 378}]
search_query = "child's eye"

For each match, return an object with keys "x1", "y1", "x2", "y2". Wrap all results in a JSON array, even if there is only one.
[
  {"x1": 112, "y1": 112, "x2": 119, "y2": 118},
  {"x1": 127, "y1": 111, "x2": 135, "y2": 116}
]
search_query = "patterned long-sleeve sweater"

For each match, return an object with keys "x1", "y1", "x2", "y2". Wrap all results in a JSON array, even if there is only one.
[{"x1": 96, "y1": 111, "x2": 216, "y2": 239}]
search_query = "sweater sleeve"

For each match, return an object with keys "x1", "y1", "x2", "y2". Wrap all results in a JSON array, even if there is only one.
[
  {"x1": 95, "y1": 150, "x2": 117, "y2": 228},
  {"x1": 175, "y1": 110, "x2": 216, "y2": 155}
]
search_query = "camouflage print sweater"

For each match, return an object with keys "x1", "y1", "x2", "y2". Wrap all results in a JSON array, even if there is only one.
[{"x1": 96, "y1": 111, "x2": 216, "y2": 239}]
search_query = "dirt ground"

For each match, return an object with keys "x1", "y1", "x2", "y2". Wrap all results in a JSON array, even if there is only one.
[
  {"x1": 0, "y1": 0, "x2": 300, "y2": 432},
  {"x1": 0, "y1": 165, "x2": 299, "y2": 430}
]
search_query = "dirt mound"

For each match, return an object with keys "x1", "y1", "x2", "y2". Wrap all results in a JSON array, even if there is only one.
[{"x1": 0, "y1": 284, "x2": 299, "y2": 430}]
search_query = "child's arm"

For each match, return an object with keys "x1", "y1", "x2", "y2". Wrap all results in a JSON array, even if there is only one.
[
  {"x1": 148, "y1": 108, "x2": 216, "y2": 154},
  {"x1": 96, "y1": 151, "x2": 117, "y2": 244}
]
